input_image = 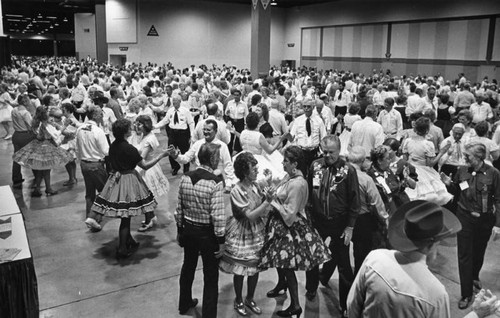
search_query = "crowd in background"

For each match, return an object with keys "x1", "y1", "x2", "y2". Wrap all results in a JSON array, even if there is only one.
[{"x1": 1, "y1": 55, "x2": 500, "y2": 318}]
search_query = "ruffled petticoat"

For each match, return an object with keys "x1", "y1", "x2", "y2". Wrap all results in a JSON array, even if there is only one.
[
  {"x1": 405, "y1": 164, "x2": 453, "y2": 206},
  {"x1": 13, "y1": 139, "x2": 72, "y2": 170},
  {"x1": 136, "y1": 164, "x2": 169, "y2": 199},
  {"x1": 92, "y1": 170, "x2": 157, "y2": 218}
]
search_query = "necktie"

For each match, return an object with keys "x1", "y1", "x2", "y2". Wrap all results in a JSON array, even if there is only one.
[
  {"x1": 306, "y1": 117, "x2": 311, "y2": 136},
  {"x1": 174, "y1": 110, "x2": 179, "y2": 124},
  {"x1": 456, "y1": 141, "x2": 462, "y2": 160},
  {"x1": 166, "y1": 97, "x2": 171, "y2": 107}
]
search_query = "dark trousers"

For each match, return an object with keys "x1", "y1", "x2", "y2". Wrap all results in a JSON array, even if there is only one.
[
  {"x1": 228, "y1": 118, "x2": 244, "y2": 155},
  {"x1": 179, "y1": 224, "x2": 219, "y2": 318},
  {"x1": 441, "y1": 164, "x2": 459, "y2": 180},
  {"x1": 457, "y1": 208, "x2": 495, "y2": 298},
  {"x1": 168, "y1": 128, "x2": 191, "y2": 172},
  {"x1": 352, "y1": 213, "x2": 377, "y2": 275},
  {"x1": 306, "y1": 215, "x2": 353, "y2": 311},
  {"x1": 12, "y1": 131, "x2": 35, "y2": 185},
  {"x1": 302, "y1": 147, "x2": 319, "y2": 178},
  {"x1": 81, "y1": 161, "x2": 108, "y2": 215}
]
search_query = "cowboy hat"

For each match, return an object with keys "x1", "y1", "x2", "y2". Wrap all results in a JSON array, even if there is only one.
[{"x1": 388, "y1": 200, "x2": 462, "y2": 252}]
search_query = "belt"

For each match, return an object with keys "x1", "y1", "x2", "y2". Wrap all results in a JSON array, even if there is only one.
[
  {"x1": 81, "y1": 159, "x2": 104, "y2": 163},
  {"x1": 184, "y1": 218, "x2": 213, "y2": 228},
  {"x1": 470, "y1": 211, "x2": 493, "y2": 218}
]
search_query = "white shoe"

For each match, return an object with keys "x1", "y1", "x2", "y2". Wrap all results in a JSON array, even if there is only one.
[
  {"x1": 85, "y1": 218, "x2": 102, "y2": 232},
  {"x1": 138, "y1": 216, "x2": 157, "y2": 232},
  {"x1": 4, "y1": 134, "x2": 12, "y2": 140}
]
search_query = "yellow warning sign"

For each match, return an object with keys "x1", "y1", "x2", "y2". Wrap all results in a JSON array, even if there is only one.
[{"x1": 147, "y1": 25, "x2": 159, "y2": 36}]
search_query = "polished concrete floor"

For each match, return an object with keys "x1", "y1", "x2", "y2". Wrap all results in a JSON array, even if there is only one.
[{"x1": 1, "y1": 133, "x2": 499, "y2": 318}]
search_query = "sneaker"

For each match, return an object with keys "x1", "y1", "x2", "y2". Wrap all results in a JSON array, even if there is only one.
[
  {"x1": 4, "y1": 134, "x2": 12, "y2": 140},
  {"x1": 85, "y1": 218, "x2": 102, "y2": 232}
]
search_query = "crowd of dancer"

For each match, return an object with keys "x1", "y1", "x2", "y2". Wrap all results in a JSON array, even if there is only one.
[{"x1": 2, "y1": 55, "x2": 500, "y2": 318}]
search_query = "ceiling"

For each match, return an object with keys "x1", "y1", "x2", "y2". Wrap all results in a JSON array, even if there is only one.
[
  {"x1": 1, "y1": 0, "x2": 334, "y2": 36},
  {"x1": 2, "y1": 0, "x2": 101, "y2": 36}
]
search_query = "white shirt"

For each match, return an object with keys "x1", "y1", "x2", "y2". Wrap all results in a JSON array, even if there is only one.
[
  {"x1": 75, "y1": 120, "x2": 109, "y2": 161},
  {"x1": 155, "y1": 106, "x2": 195, "y2": 131},
  {"x1": 406, "y1": 94, "x2": 426, "y2": 116},
  {"x1": 372, "y1": 90, "x2": 386, "y2": 106},
  {"x1": 176, "y1": 138, "x2": 236, "y2": 186},
  {"x1": 333, "y1": 89, "x2": 353, "y2": 107},
  {"x1": 348, "y1": 249, "x2": 453, "y2": 318},
  {"x1": 192, "y1": 115, "x2": 230, "y2": 144},
  {"x1": 377, "y1": 108, "x2": 403, "y2": 138},
  {"x1": 225, "y1": 99, "x2": 248, "y2": 120},
  {"x1": 470, "y1": 102, "x2": 493, "y2": 123},
  {"x1": 314, "y1": 106, "x2": 334, "y2": 133},
  {"x1": 290, "y1": 114, "x2": 327, "y2": 149},
  {"x1": 268, "y1": 108, "x2": 289, "y2": 137},
  {"x1": 349, "y1": 117, "x2": 385, "y2": 155}
]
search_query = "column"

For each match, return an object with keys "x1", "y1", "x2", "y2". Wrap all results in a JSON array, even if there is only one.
[
  {"x1": 0, "y1": 0, "x2": 4, "y2": 36},
  {"x1": 95, "y1": 3, "x2": 108, "y2": 63},
  {"x1": 0, "y1": 0, "x2": 12, "y2": 68},
  {"x1": 250, "y1": 2, "x2": 271, "y2": 79}
]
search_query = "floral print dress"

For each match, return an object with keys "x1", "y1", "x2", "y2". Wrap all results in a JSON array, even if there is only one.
[{"x1": 259, "y1": 173, "x2": 331, "y2": 271}]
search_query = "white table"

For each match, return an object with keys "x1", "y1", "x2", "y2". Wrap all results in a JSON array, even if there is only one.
[
  {"x1": 0, "y1": 185, "x2": 21, "y2": 217},
  {"x1": 0, "y1": 213, "x2": 32, "y2": 261},
  {"x1": 0, "y1": 187, "x2": 38, "y2": 317}
]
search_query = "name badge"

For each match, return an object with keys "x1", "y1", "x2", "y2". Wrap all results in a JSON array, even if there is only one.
[
  {"x1": 459, "y1": 181, "x2": 469, "y2": 190},
  {"x1": 313, "y1": 176, "x2": 320, "y2": 187},
  {"x1": 376, "y1": 176, "x2": 392, "y2": 194}
]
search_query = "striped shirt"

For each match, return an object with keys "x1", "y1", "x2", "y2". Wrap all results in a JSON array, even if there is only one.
[{"x1": 175, "y1": 167, "x2": 226, "y2": 243}]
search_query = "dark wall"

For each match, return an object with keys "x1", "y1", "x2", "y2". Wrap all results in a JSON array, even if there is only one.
[{"x1": 9, "y1": 39, "x2": 75, "y2": 57}]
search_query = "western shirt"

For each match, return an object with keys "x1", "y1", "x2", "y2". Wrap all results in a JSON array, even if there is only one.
[
  {"x1": 348, "y1": 249, "x2": 452, "y2": 318},
  {"x1": 308, "y1": 158, "x2": 361, "y2": 227}
]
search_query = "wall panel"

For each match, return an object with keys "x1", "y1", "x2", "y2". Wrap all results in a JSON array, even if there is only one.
[{"x1": 301, "y1": 28, "x2": 321, "y2": 57}]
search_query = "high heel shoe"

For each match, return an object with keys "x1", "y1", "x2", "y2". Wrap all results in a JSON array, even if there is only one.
[
  {"x1": 138, "y1": 216, "x2": 157, "y2": 232},
  {"x1": 244, "y1": 298, "x2": 262, "y2": 315},
  {"x1": 234, "y1": 299, "x2": 248, "y2": 316},
  {"x1": 277, "y1": 306, "x2": 302, "y2": 318},
  {"x1": 267, "y1": 284, "x2": 287, "y2": 298}
]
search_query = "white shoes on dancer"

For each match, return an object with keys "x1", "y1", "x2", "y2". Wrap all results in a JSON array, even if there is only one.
[
  {"x1": 85, "y1": 218, "x2": 102, "y2": 232},
  {"x1": 138, "y1": 216, "x2": 158, "y2": 232}
]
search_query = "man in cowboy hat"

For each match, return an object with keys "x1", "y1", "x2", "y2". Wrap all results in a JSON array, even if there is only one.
[{"x1": 347, "y1": 200, "x2": 500, "y2": 318}]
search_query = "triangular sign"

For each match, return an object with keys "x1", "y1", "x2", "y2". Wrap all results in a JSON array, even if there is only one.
[
  {"x1": 261, "y1": 0, "x2": 271, "y2": 9},
  {"x1": 252, "y1": 0, "x2": 259, "y2": 9},
  {"x1": 147, "y1": 25, "x2": 159, "y2": 36}
]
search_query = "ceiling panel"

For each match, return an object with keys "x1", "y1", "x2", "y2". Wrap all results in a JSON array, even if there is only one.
[{"x1": 1, "y1": 0, "x2": 336, "y2": 36}]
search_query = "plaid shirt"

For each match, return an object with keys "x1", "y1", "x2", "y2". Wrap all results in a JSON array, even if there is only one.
[{"x1": 175, "y1": 167, "x2": 225, "y2": 243}]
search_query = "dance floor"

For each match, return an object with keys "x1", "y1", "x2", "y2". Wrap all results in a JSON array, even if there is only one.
[{"x1": 1, "y1": 133, "x2": 499, "y2": 318}]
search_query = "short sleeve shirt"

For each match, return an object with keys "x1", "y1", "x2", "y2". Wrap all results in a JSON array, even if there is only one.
[{"x1": 109, "y1": 139, "x2": 143, "y2": 172}]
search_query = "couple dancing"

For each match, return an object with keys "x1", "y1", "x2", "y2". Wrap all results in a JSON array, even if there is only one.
[{"x1": 231, "y1": 111, "x2": 291, "y2": 184}]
